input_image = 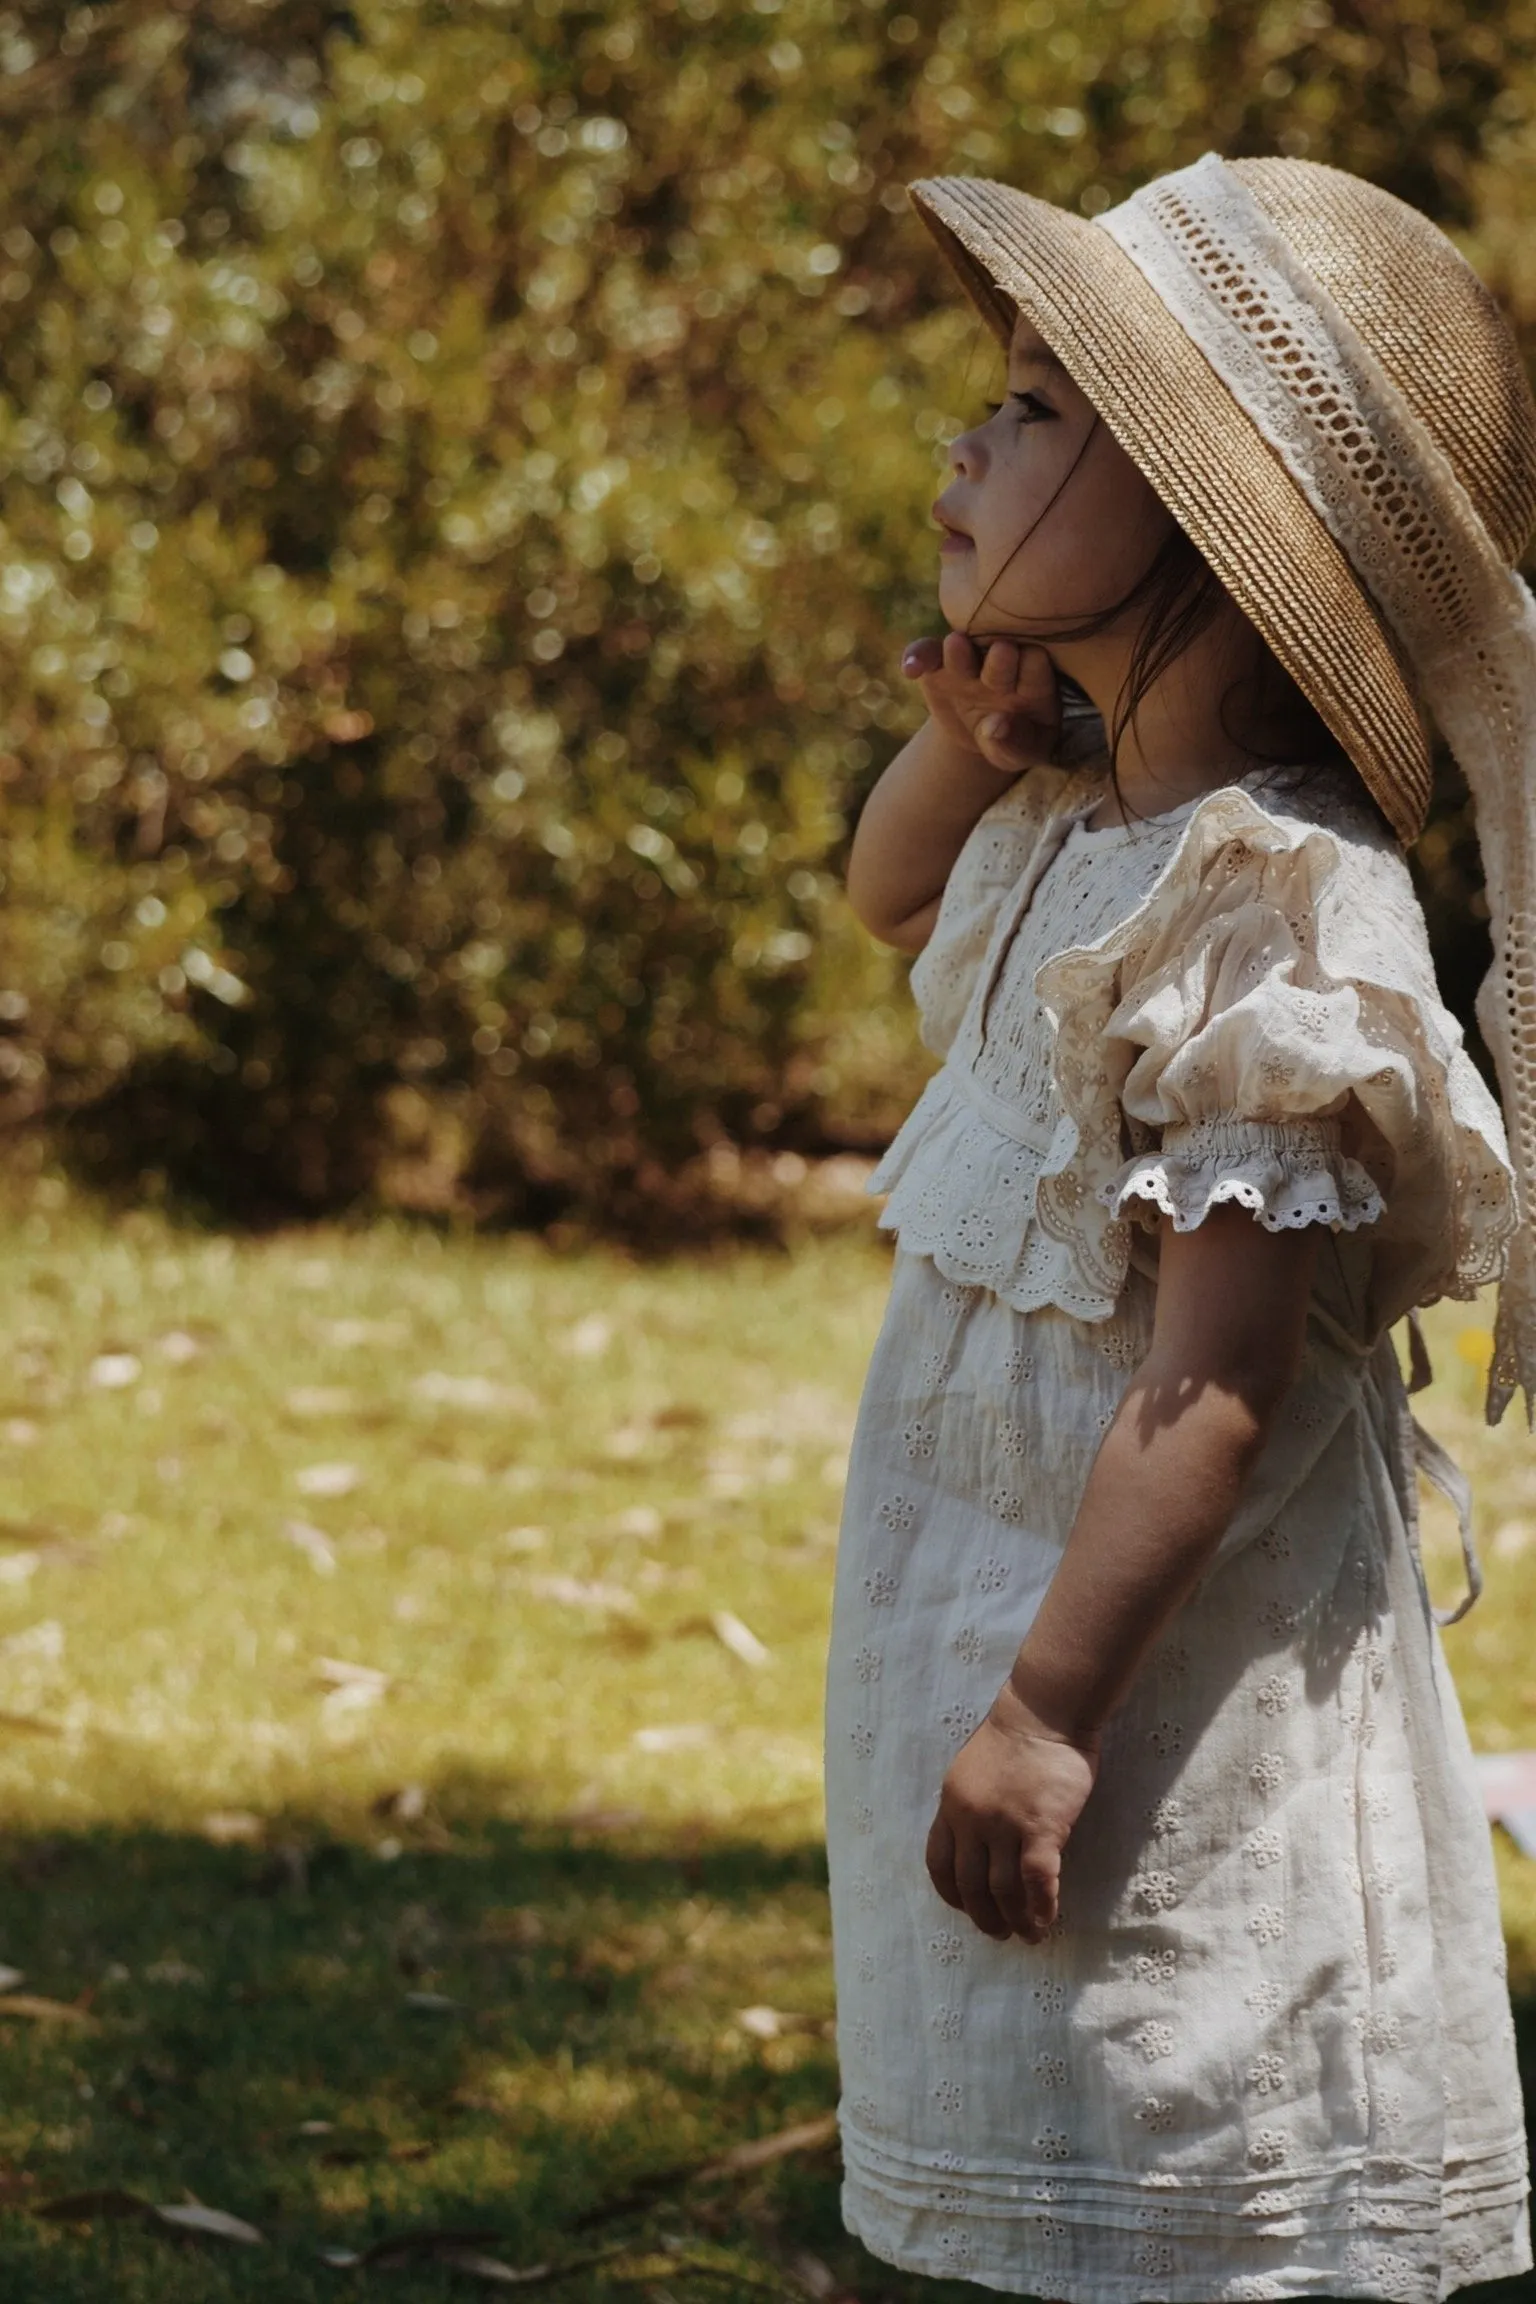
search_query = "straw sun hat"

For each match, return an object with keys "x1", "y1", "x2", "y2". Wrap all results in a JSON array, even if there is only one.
[{"x1": 907, "y1": 152, "x2": 1536, "y2": 1420}]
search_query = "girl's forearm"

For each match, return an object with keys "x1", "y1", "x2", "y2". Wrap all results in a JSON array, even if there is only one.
[
  {"x1": 846, "y1": 718, "x2": 1017, "y2": 946},
  {"x1": 1005, "y1": 1368, "x2": 1276, "y2": 1742}
]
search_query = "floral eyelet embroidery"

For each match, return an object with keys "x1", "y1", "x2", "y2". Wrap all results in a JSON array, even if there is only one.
[
  {"x1": 1033, "y1": 1978, "x2": 1066, "y2": 2016},
  {"x1": 932, "y1": 2077, "x2": 963, "y2": 2113},
  {"x1": 1032, "y1": 2052, "x2": 1069, "y2": 2088},
  {"x1": 927, "y1": 1929, "x2": 965, "y2": 1967},
  {"x1": 1147, "y1": 1795, "x2": 1184, "y2": 1834},
  {"x1": 931, "y1": 2006, "x2": 963, "y2": 2042},
  {"x1": 1255, "y1": 1674, "x2": 1293, "y2": 1716},
  {"x1": 1134, "y1": 2097, "x2": 1176, "y2": 2133},
  {"x1": 849, "y1": 1723, "x2": 875, "y2": 1759},
  {"x1": 1033, "y1": 2127, "x2": 1071, "y2": 2162},
  {"x1": 975, "y1": 1555, "x2": 1010, "y2": 1594},
  {"x1": 1244, "y1": 1827, "x2": 1284, "y2": 1870},
  {"x1": 1256, "y1": 1524, "x2": 1292, "y2": 1561},
  {"x1": 853, "y1": 1802, "x2": 874, "y2": 1836},
  {"x1": 1245, "y1": 1980, "x2": 1283, "y2": 2017},
  {"x1": 986, "y1": 1488, "x2": 1026, "y2": 1525},
  {"x1": 1133, "y1": 2240, "x2": 1176, "y2": 2278},
  {"x1": 940, "y1": 1702, "x2": 980, "y2": 1744},
  {"x1": 1260, "y1": 1600, "x2": 1300, "y2": 1640},
  {"x1": 863, "y1": 1569, "x2": 899, "y2": 1607},
  {"x1": 878, "y1": 1493, "x2": 917, "y2": 1532},
  {"x1": 1250, "y1": 1752, "x2": 1286, "y2": 1794},
  {"x1": 1130, "y1": 1870, "x2": 1181, "y2": 1913},
  {"x1": 851, "y1": 1645, "x2": 882, "y2": 1684},
  {"x1": 1148, "y1": 1718, "x2": 1185, "y2": 1759},
  {"x1": 901, "y1": 1420, "x2": 936, "y2": 1461},
  {"x1": 1004, "y1": 1349, "x2": 1035, "y2": 1384},
  {"x1": 1245, "y1": 1904, "x2": 1285, "y2": 1944},
  {"x1": 1247, "y1": 2128, "x2": 1289, "y2": 2169},
  {"x1": 1354, "y1": 2012, "x2": 1404, "y2": 2055},
  {"x1": 1134, "y1": 2020, "x2": 1176, "y2": 2062},
  {"x1": 1134, "y1": 1949, "x2": 1178, "y2": 1989},
  {"x1": 952, "y1": 1626, "x2": 984, "y2": 1665},
  {"x1": 1247, "y1": 2051, "x2": 1286, "y2": 2094}
]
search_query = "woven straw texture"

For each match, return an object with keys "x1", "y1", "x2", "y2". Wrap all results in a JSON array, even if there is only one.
[{"x1": 907, "y1": 158, "x2": 1536, "y2": 847}]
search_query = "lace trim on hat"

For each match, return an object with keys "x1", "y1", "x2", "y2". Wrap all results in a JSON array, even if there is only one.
[{"x1": 1099, "y1": 153, "x2": 1536, "y2": 1425}]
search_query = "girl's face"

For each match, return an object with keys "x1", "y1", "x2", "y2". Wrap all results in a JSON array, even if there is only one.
[{"x1": 933, "y1": 315, "x2": 1174, "y2": 643}]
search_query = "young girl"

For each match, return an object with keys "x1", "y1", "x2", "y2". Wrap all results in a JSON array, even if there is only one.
[{"x1": 825, "y1": 153, "x2": 1535, "y2": 2303}]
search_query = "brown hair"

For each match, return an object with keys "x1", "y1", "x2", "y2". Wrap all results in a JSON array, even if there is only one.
[{"x1": 964, "y1": 505, "x2": 1360, "y2": 829}]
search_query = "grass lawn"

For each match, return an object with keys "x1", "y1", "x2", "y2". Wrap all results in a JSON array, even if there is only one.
[{"x1": 0, "y1": 1190, "x2": 1530, "y2": 2301}]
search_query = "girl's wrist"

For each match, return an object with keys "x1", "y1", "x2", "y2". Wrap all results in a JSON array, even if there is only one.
[{"x1": 995, "y1": 1660, "x2": 1102, "y2": 1753}]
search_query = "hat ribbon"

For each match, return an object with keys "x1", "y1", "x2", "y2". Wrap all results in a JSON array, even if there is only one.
[{"x1": 1097, "y1": 153, "x2": 1536, "y2": 1425}]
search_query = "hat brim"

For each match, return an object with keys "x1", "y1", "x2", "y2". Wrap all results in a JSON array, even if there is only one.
[{"x1": 908, "y1": 175, "x2": 1433, "y2": 845}]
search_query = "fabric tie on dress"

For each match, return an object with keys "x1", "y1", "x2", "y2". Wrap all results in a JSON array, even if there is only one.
[
  {"x1": 1100, "y1": 154, "x2": 1536, "y2": 1428},
  {"x1": 1401, "y1": 1308, "x2": 1485, "y2": 1625}
]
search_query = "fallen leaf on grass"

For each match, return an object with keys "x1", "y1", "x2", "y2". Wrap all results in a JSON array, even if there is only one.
[
  {"x1": 0, "y1": 1619, "x2": 64, "y2": 1663},
  {"x1": 314, "y1": 1657, "x2": 390, "y2": 1694},
  {"x1": 403, "y1": 1991, "x2": 457, "y2": 2014},
  {"x1": 631, "y1": 1723, "x2": 714, "y2": 1754},
  {"x1": 200, "y1": 1809, "x2": 264, "y2": 1847},
  {"x1": 320, "y1": 2232, "x2": 630, "y2": 2285},
  {"x1": 373, "y1": 1783, "x2": 427, "y2": 1823},
  {"x1": 707, "y1": 1609, "x2": 770, "y2": 1668},
  {"x1": 411, "y1": 1372, "x2": 539, "y2": 1414},
  {"x1": 37, "y1": 2190, "x2": 261, "y2": 2244},
  {"x1": 671, "y1": 1610, "x2": 772, "y2": 1667},
  {"x1": 574, "y1": 2112, "x2": 839, "y2": 2227},
  {"x1": 0, "y1": 1992, "x2": 97, "y2": 2029},
  {"x1": 562, "y1": 1314, "x2": 612, "y2": 1359},
  {"x1": 87, "y1": 1354, "x2": 141, "y2": 1391},
  {"x1": 0, "y1": 1966, "x2": 21, "y2": 1992},
  {"x1": 295, "y1": 1462, "x2": 365, "y2": 1498},
  {"x1": 283, "y1": 1519, "x2": 338, "y2": 1575},
  {"x1": 524, "y1": 1572, "x2": 637, "y2": 1615},
  {"x1": 285, "y1": 1387, "x2": 359, "y2": 1420}
]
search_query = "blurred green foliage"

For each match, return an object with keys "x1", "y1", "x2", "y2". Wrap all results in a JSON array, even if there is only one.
[{"x1": 0, "y1": 0, "x2": 1533, "y2": 1219}]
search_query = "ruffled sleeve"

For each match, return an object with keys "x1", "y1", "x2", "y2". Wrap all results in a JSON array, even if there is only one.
[
  {"x1": 1036, "y1": 783, "x2": 1517, "y2": 1335},
  {"x1": 906, "y1": 765, "x2": 1090, "y2": 1057}
]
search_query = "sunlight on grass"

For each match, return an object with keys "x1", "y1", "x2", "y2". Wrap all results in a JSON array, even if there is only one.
[{"x1": 0, "y1": 1196, "x2": 1530, "y2": 2299}]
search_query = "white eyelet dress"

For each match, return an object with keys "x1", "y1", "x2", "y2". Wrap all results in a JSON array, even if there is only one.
[{"x1": 824, "y1": 759, "x2": 1532, "y2": 2303}]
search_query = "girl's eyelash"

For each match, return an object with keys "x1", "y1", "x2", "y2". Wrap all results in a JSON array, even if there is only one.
[{"x1": 984, "y1": 391, "x2": 1053, "y2": 421}]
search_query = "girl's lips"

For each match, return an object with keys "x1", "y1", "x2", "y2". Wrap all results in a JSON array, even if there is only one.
[{"x1": 939, "y1": 530, "x2": 973, "y2": 554}]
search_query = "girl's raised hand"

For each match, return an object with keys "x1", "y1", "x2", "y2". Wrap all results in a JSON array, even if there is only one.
[
  {"x1": 924, "y1": 1677, "x2": 1099, "y2": 1944},
  {"x1": 901, "y1": 633, "x2": 1062, "y2": 776}
]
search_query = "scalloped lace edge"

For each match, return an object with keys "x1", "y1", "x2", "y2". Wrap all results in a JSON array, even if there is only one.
[{"x1": 1104, "y1": 1154, "x2": 1386, "y2": 1238}]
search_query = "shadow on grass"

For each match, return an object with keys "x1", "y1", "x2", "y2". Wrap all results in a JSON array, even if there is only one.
[{"x1": 0, "y1": 1794, "x2": 1530, "y2": 2304}]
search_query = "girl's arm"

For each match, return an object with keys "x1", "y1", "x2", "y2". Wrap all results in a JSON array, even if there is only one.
[
  {"x1": 846, "y1": 635, "x2": 1061, "y2": 951},
  {"x1": 925, "y1": 1204, "x2": 1320, "y2": 1943}
]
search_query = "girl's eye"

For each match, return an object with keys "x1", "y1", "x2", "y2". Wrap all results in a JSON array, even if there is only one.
[{"x1": 984, "y1": 391, "x2": 1054, "y2": 423}]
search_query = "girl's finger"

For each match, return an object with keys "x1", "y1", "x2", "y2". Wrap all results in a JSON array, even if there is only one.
[
  {"x1": 977, "y1": 712, "x2": 1039, "y2": 770},
  {"x1": 1014, "y1": 644, "x2": 1060, "y2": 709},
  {"x1": 901, "y1": 636, "x2": 943, "y2": 681},
  {"x1": 953, "y1": 1837, "x2": 1011, "y2": 1940},
  {"x1": 980, "y1": 640, "x2": 1020, "y2": 691},
  {"x1": 924, "y1": 1812, "x2": 963, "y2": 1912},
  {"x1": 942, "y1": 630, "x2": 979, "y2": 682}
]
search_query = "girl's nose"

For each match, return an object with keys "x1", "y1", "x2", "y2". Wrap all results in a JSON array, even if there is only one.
[{"x1": 948, "y1": 425, "x2": 986, "y2": 480}]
